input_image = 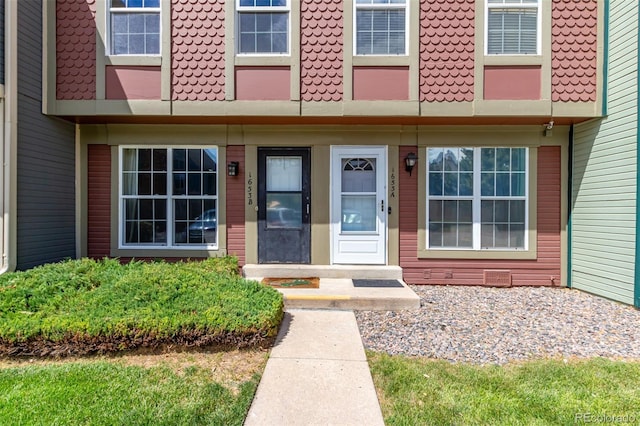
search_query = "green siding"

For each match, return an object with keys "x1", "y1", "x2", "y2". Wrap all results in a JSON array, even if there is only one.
[{"x1": 571, "y1": 1, "x2": 637, "y2": 305}]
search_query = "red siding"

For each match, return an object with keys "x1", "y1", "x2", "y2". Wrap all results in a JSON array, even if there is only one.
[
  {"x1": 419, "y1": 0, "x2": 474, "y2": 102},
  {"x1": 353, "y1": 67, "x2": 409, "y2": 101},
  {"x1": 105, "y1": 66, "x2": 162, "y2": 100},
  {"x1": 171, "y1": 0, "x2": 226, "y2": 101},
  {"x1": 484, "y1": 66, "x2": 541, "y2": 100},
  {"x1": 87, "y1": 144, "x2": 111, "y2": 258},
  {"x1": 56, "y1": 0, "x2": 97, "y2": 100},
  {"x1": 300, "y1": 0, "x2": 343, "y2": 101},
  {"x1": 226, "y1": 146, "x2": 246, "y2": 265},
  {"x1": 235, "y1": 67, "x2": 291, "y2": 101},
  {"x1": 400, "y1": 146, "x2": 562, "y2": 287},
  {"x1": 551, "y1": 0, "x2": 597, "y2": 102}
]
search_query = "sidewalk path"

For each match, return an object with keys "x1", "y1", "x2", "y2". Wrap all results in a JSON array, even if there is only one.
[{"x1": 244, "y1": 309, "x2": 385, "y2": 426}]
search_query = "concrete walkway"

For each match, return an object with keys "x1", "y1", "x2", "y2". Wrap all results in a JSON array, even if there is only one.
[{"x1": 244, "y1": 309, "x2": 385, "y2": 426}]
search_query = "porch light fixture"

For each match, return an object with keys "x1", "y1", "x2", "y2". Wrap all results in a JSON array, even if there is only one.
[
  {"x1": 544, "y1": 120, "x2": 554, "y2": 137},
  {"x1": 404, "y1": 152, "x2": 418, "y2": 176},
  {"x1": 227, "y1": 161, "x2": 239, "y2": 176}
]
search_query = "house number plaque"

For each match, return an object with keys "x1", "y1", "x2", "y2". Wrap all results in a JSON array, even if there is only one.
[{"x1": 390, "y1": 168, "x2": 396, "y2": 198}]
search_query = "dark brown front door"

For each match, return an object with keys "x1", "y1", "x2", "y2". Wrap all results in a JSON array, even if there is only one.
[{"x1": 257, "y1": 148, "x2": 311, "y2": 263}]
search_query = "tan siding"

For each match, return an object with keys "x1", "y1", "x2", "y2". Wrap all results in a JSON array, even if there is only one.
[{"x1": 400, "y1": 146, "x2": 562, "y2": 286}]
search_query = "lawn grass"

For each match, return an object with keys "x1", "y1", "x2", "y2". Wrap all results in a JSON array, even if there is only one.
[
  {"x1": 0, "y1": 257, "x2": 283, "y2": 355},
  {"x1": 0, "y1": 360, "x2": 261, "y2": 425},
  {"x1": 368, "y1": 352, "x2": 640, "y2": 425}
]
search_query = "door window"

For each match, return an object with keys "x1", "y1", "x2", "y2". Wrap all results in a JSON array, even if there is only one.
[
  {"x1": 341, "y1": 158, "x2": 377, "y2": 232},
  {"x1": 266, "y1": 156, "x2": 302, "y2": 229}
]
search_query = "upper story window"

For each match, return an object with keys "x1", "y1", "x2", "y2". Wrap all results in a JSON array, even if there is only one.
[
  {"x1": 486, "y1": 0, "x2": 539, "y2": 55},
  {"x1": 109, "y1": 0, "x2": 160, "y2": 55},
  {"x1": 237, "y1": 0, "x2": 290, "y2": 55},
  {"x1": 355, "y1": 0, "x2": 407, "y2": 55}
]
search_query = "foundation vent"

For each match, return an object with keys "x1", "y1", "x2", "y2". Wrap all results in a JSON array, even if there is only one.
[{"x1": 484, "y1": 270, "x2": 512, "y2": 287}]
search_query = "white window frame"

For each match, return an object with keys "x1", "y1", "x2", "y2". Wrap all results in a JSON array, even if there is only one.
[
  {"x1": 353, "y1": 0, "x2": 409, "y2": 56},
  {"x1": 236, "y1": 0, "x2": 291, "y2": 56},
  {"x1": 426, "y1": 147, "x2": 529, "y2": 251},
  {"x1": 485, "y1": 0, "x2": 541, "y2": 56},
  {"x1": 118, "y1": 146, "x2": 219, "y2": 250},
  {"x1": 108, "y1": 0, "x2": 161, "y2": 56}
]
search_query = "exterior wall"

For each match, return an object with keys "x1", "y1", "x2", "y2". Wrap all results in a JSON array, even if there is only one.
[
  {"x1": 56, "y1": 0, "x2": 96, "y2": 100},
  {"x1": 235, "y1": 67, "x2": 290, "y2": 101},
  {"x1": 47, "y1": 0, "x2": 602, "y2": 119},
  {"x1": 484, "y1": 66, "x2": 541, "y2": 100},
  {"x1": 87, "y1": 144, "x2": 111, "y2": 258},
  {"x1": 401, "y1": 145, "x2": 562, "y2": 286},
  {"x1": 105, "y1": 66, "x2": 161, "y2": 100},
  {"x1": 300, "y1": 0, "x2": 343, "y2": 102},
  {"x1": 17, "y1": 0, "x2": 76, "y2": 269},
  {"x1": 419, "y1": 0, "x2": 474, "y2": 103},
  {"x1": 571, "y1": 1, "x2": 638, "y2": 305},
  {"x1": 171, "y1": 0, "x2": 225, "y2": 102},
  {"x1": 353, "y1": 67, "x2": 409, "y2": 101},
  {"x1": 55, "y1": 0, "x2": 579, "y2": 278},
  {"x1": 226, "y1": 145, "x2": 246, "y2": 265},
  {"x1": 82, "y1": 125, "x2": 565, "y2": 287},
  {"x1": 551, "y1": 0, "x2": 598, "y2": 102}
]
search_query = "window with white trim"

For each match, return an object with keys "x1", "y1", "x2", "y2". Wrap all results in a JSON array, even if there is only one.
[
  {"x1": 355, "y1": 0, "x2": 407, "y2": 55},
  {"x1": 109, "y1": 0, "x2": 160, "y2": 55},
  {"x1": 486, "y1": 0, "x2": 539, "y2": 55},
  {"x1": 120, "y1": 147, "x2": 218, "y2": 248},
  {"x1": 427, "y1": 147, "x2": 528, "y2": 250},
  {"x1": 237, "y1": 0, "x2": 290, "y2": 54}
]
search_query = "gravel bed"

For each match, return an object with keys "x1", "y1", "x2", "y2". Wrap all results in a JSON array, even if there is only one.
[{"x1": 355, "y1": 285, "x2": 640, "y2": 365}]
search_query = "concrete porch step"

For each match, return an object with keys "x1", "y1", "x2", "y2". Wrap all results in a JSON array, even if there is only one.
[
  {"x1": 242, "y1": 264, "x2": 403, "y2": 280},
  {"x1": 244, "y1": 276, "x2": 420, "y2": 311}
]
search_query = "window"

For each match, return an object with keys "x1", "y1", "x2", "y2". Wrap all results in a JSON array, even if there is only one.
[
  {"x1": 427, "y1": 147, "x2": 527, "y2": 250},
  {"x1": 120, "y1": 147, "x2": 218, "y2": 248},
  {"x1": 109, "y1": 0, "x2": 160, "y2": 55},
  {"x1": 341, "y1": 158, "x2": 377, "y2": 232},
  {"x1": 237, "y1": 0, "x2": 289, "y2": 54},
  {"x1": 487, "y1": 0, "x2": 539, "y2": 55},
  {"x1": 355, "y1": 0, "x2": 407, "y2": 55}
]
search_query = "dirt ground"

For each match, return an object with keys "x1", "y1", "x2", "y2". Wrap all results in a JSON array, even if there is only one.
[{"x1": 0, "y1": 347, "x2": 270, "y2": 393}]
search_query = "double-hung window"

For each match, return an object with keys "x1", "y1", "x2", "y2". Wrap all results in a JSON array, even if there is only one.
[
  {"x1": 237, "y1": 0, "x2": 290, "y2": 55},
  {"x1": 427, "y1": 147, "x2": 528, "y2": 250},
  {"x1": 486, "y1": 0, "x2": 539, "y2": 55},
  {"x1": 355, "y1": 0, "x2": 407, "y2": 55},
  {"x1": 120, "y1": 147, "x2": 218, "y2": 248},
  {"x1": 109, "y1": 0, "x2": 160, "y2": 55}
]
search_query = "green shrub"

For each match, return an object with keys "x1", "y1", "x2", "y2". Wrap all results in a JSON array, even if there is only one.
[{"x1": 0, "y1": 257, "x2": 283, "y2": 356}]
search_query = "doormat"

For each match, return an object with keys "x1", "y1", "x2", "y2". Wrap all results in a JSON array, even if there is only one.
[
  {"x1": 352, "y1": 279, "x2": 404, "y2": 288},
  {"x1": 262, "y1": 277, "x2": 320, "y2": 289}
]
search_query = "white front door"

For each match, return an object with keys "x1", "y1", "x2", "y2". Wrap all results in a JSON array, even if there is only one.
[{"x1": 331, "y1": 146, "x2": 387, "y2": 264}]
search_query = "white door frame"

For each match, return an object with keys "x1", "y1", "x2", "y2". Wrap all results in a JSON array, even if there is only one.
[{"x1": 330, "y1": 146, "x2": 387, "y2": 265}]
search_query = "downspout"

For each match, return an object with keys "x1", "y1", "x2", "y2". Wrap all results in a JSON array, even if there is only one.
[
  {"x1": 0, "y1": 0, "x2": 16, "y2": 274},
  {"x1": 602, "y1": 0, "x2": 609, "y2": 117},
  {"x1": 567, "y1": 124, "x2": 573, "y2": 288},
  {"x1": 635, "y1": 1, "x2": 640, "y2": 308}
]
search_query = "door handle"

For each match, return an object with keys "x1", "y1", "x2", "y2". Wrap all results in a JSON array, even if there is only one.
[
  {"x1": 307, "y1": 203, "x2": 310, "y2": 214},
  {"x1": 381, "y1": 199, "x2": 384, "y2": 212}
]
